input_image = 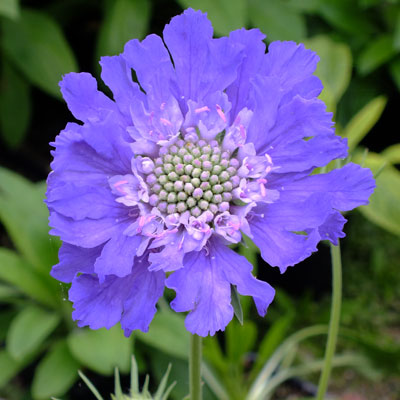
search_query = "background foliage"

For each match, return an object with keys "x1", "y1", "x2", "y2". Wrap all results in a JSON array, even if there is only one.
[{"x1": 0, "y1": 0, "x2": 399, "y2": 399}]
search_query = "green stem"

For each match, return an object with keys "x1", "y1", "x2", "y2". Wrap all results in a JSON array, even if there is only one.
[
  {"x1": 316, "y1": 241, "x2": 343, "y2": 400},
  {"x1": 189, "y1": 334, "x2": 202, "y2": 400}
]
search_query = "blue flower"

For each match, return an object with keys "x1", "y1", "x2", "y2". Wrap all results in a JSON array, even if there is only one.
[{"x1": 46, "y1": 9, "x2": 375, "y2": 336}]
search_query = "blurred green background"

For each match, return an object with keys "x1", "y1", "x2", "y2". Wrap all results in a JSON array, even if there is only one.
[{"x1": 0, "y1": 0, "x2": 400, "y2": 399}]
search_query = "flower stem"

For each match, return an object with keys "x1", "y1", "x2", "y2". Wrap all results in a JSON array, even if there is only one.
[
  {"x1": 189, "y1": 334, "x2": 203, "y2": 400},
  {"x1": 316, "y1": 241, "x2": 342, "y2": 400}
]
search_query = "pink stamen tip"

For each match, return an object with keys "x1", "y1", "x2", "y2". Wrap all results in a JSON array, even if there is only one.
[
  {"x1": 239, "y1": 124, "x2": 246, "y2": 140},
  {"x1": 160, "y1": 117, "x2": 173, "y2": 126},
  {"x1": 216, "y1": 104, "x2": 227, "y2": 123},
  {"x1": 265, "y1": 153, "x2": 272, "y2": 164},
  {"x1": 160, "y1": 102, "x2": 166, "y2": 110},
  {"x1": 195, "y1": 106, "x2": 210, "y2": 114}
]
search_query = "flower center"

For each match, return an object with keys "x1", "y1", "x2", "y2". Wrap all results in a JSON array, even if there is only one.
[{"x1": 143, "y1": 133, "x2": 240, "y2": 217}]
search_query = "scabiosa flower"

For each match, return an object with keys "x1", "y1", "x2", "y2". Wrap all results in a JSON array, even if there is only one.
[{"x1": 46, "y1": 9, "x2": 375, "y2": 337}]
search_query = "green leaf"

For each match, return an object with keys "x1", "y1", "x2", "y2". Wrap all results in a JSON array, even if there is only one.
[
  {"x1": 317, "y1": 0, "x2": 374, "y2": 36},
  {"x1": 0, "y1": 248, "x2": 57, "y2": 306},
  {"x1": 394, "y1": 9, "x2": 400, "y2": 51},
  {"x1": 0, "y1": 350, "x2": 22, "y2": 388},
  {"x1": 250, "y1": 313, "x2": 294, "y2": 379},
  {"x1": 226, "y1": 321, "x2": 257, "y2": 365},
  {"x1": 389, "y1": 57, "x2": 400, "y2": 91},
  {"x1": 355, "y1": 151, "x2": 400, "y2": 236},
  {"x1": 68, "y1": 326, "x2": 132, "y2": 375},
  {"x1": 382, "y1": 144, "x2": 400, "y2": 164},
  {"x1": 230, "y1": 285, "x2": 243, "y2": 325},
  {"x1": 7, "y1": 305, "x2": 60, "y2": 360},
  {"x1": 0, "y1": 283, "x2": 19, "y2": 300},
  {"x1": 342, "y1": 96, "x2": 387, "y2": 152},
  {"x1": 249, "y1": 0, "x2": 306, "y2": 42},
  {"x1": 0, "y1": 0, "x2": 19, "y2": 19},
  {"x1": 135, "y1": 310, "x2": 189, "y2": 360},
  {"x1": 177, "y1": 0, "x2": 247, "y2": 36},
  {"x1": 304, "y1": 35, "x2": 352, "y2": 110},
  {"x1": 0, "y1": 61, "x2": 31, "y2": 148},
  {"x1": 2, "y1": 9, "x2": 78, "y2": 98},
  {"x1": 358, "y1": 35, "x2": 396, "y2": 76},
  {"x1": 32, "y1": 340, "x2": 80, "y2": 400},
  {"x1": 97, "y1": 0, "x2": 150, "y2": 58},
  {"x1": 0, "y1": 168, "x2": 60, "y2": 272}
]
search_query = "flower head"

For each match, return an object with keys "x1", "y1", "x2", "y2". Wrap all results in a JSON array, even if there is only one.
[{"x1": 46, "y1": 9, "x2": 375, "y2": 336}]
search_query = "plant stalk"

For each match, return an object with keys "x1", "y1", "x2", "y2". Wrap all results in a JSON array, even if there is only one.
[
  {"x1": 189, "y1": 334, "x2": 202, "y2": 400},
  {"x1": 316, "y1": 241, "x2": 343, "y2": 400}
]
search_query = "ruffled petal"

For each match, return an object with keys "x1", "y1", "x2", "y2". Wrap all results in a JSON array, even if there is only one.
[
  {"x1": 251, "y1": 220, "x2": 320, "y2": 273},
  {"x1": 46, "y1": 182, "x2": 119, "y2": 220},
  {"x1": 258, "y1": 96, "x2": 334, "y2": 155},
  {"x1": 163, "y1": 8, "x2": 243, "y2": 103},
  {"x1": 50, "y1": 243, "x2": 100, "y2": 283},
  {"x1": 262, "y1": 41, "x2": 319, "y2": 94},
  {"x1": 226, "y1": 28, "x2": 266, "y2": 118},
  {"x1": 209, "y1": 239, "x2": 275, "y2": 316},
  {"x1": 268, "y1": 134, "x2": 347, "y2": 173},
  {"x1": 69, "y1": 259, "x2": 164, "y2": 333},
  {"x1": 49, "y1": 123, "x2": 130, "y2": 188},
  {"x1": 273, "y1": 163, "x2": 375, "y2": 211},
  {"x1": 166, "y1": 248, "x2": 233, "y2": 336},
  {"x1": 123, "y1": 34, "x2": 176, "y2": 105},
  {"x1": 100, "y1": 55, "x2": 146, "y2": 118},
  {"x1": 94, "y1": 233, "x2": 142, "y2": 280},
  {"x1": 59, "y1": 72, "x2": 116, "y2": 123},
  {"x1": 317, "y1": 211, "x2": 347, "y2": 245},
  {"x1": 49, "y1": 212, "x2": 130, "y2": 248}
]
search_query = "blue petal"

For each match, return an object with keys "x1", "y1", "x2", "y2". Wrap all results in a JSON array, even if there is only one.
[
  {"x1": 317, "y1": 211, "x2": 347, "y2": 245},
  {"x1": 123, "y1": 34, "x2": 176, "y2": 105},
  {"x1": 166, "y1": 247, "x2": 233, "y2": 336},
  {"x1": 262, "y1": 41, "x2": 319, "y2": 94},
  {"x1": 274, "y1": 163, "x2": 376, "y2": 211},
  {"x1": 209, "y1": 239, "x2": 275, "y2": 317},
  {"x1": 69, "y1": 259, "x2": 164, "y2": 333},
  {"x1": 59, "y1": 72, "x2": 116, "y2": 123},
  {"x1": 94, "y1": 234, "x2": 142, "y2": 281},
  {"x1": 100, "y1": 55, "x2": 146, "y2": 119},
  {"x1": 51, "y1": 243, "x2": 100, "y2": 283},
  {"x1": 46, "y1": 182, "x2": 119, "y2": 221},
  {"x1": 226, "y1": 28, "x2": 266, "y2": 118},
  {"x1": 49, "y1": 212, "x2": 130, "y2": 248},
  {"x1": 163, "y1": 9, "x2": 243, "y2": 103}
]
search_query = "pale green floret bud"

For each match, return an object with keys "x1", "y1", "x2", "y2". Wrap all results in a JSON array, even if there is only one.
[
  {"x1": 198, "y1": 200, "x2": 209, "y2": 210},
  {"x1": 154, "y1": 167, "x2": 164, "y2": 177},
  {"x1": 212, "y1": 194, "x2": 222, "y2": 203},
  {"x1": 163, "y1": 154, "x2": 173, "y2": 163},
  {"x1": 210, "y1": 154, "x2": 220, "y2": 163},
  {"x1": 222, "y1": 181, "x2": 233, "y2": 192},
  {"x1": 178, "y1": 148, "x2": 187, "y2": 157},
  {"x1": 210, "y1": 175, "x2": 219, "y2": 185},
  {"x1": 222, "y1": 192, "x2": 232, "y2": 202},
  {"x1": 191, "y1": 178, "x2": 201, "y2": 187},
  {"x1": 158, "y1": 175, "x2": 168, "y2": 185},
  {"x1": 204, "y1": 190, "x2": 213, "y2": 201},
  {"x1": 164, "y1": 163, "x2": 174, "y2": 173},
  {"x1": 219, "y1": 171, "x2": 230, "y2": 182},
  {"x1": 168, "y1": 171, "x2": 179, "y2": 181},
  {"x1": 212, "y1": 165, "x2": 222, "y2": 175},
  {"x1": 212, "y1": 184, "x2": 223, "y2": 194},
  {"x1": 184, "y1": 182, "x2": 194, "y2": 194},
  {"x1": 177, "y1": 202, "x2": 187, "y2": 213},
  {"x1": 181, "y1": 174, "x2": 190, "y2": 183},
  {"x1": 220, "y1": 159, "x2": 229, "y2": 169},
  {"x1": 164, "y1": 182, "x2": 174, "y2": 192},
  {"x1": 159, "y1": 190, "x2": 168, "y2": 200},
  {"x1": 192, "y1": 168, "x2": 202, "y2": 178},
  {"x1": 185, "y1": 164, "x2": 194, "y2": 175},
  {"x1": 192, "y1": 148, "x2": 201, "y2": 157},
  {"x1": 174, "y1": 181, "x2": 184, "y2": 191},
  {"x1": 177, "y1": 192, "x2": 187, "y2": 201},
  {"x1": 186, "y1": 197, "x2": 196, "y2": 208},
  {"x1": 200, "y1": 171, "x2": 210, "y2": 181},
  {"x1": 167, "y1": 192, "x2": 177, "y2": 203},
  {"x1": 191, "y1": 206, "x2": 201, "y2": 217},
  {"x1": 172, "y1": 155, "x2": 182, "y2": 165}
]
